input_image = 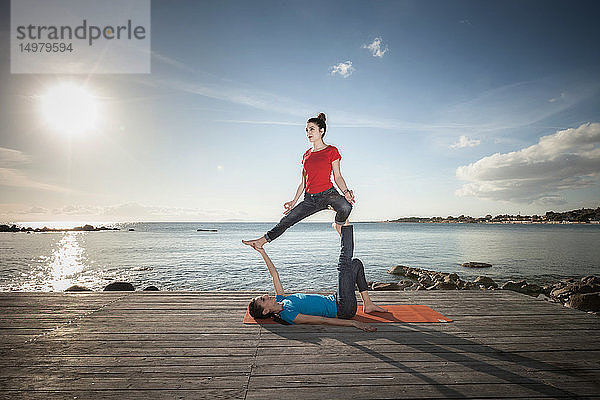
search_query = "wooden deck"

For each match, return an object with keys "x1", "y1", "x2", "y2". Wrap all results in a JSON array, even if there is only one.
[{"x1": 0, "y1": 290, "x2": 598, "y2": 399}]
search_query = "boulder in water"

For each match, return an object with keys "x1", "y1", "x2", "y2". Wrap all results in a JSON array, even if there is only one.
[
  {"x1": 461, "y1": 262, "x2": 492, "y2": 268},
  {"x1": 387, "y1": 265, "x2": 409, "y2": 275},
  {"x1": 104, "y1": 281, "x2": 135, "y2": 291},
  {"x1": 143, "y1": 285, "x2": 159, "y2": 291},
  {"x1": 65, "y1": 285, "x2": 91, "y2": 292}
]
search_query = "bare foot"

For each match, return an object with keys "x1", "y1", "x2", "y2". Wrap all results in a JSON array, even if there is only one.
[
  {"x1": 332, "y1": 218, "x2": 350, "y2": 236},
  {"x1": 242, "y1": 237, "x2": 266, "y2": 251},
  {"x1": 331, "y1": 222, "x2": 342, "y2": 236},
  {"x1": 363, "y1": 303, "x2": 387, "y2": 314}
]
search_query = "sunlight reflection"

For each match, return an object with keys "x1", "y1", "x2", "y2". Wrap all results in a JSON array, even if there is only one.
[{"x1": 47, "y1": 232, "x2": 86, "y2": 291}]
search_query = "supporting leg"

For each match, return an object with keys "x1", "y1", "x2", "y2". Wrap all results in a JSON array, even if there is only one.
[
  {"x1": 360, "y1": 290, "x2": 387, "y2": 314},
  {"x1": 336, "y1": 225, "x2": 357, "y2": 319},
  {"x1": 326, "y1": 192, "x2": 352, "y2": 237},
  {"x1": 352, "y1": 258, "x2": 387, "y2": 314}
]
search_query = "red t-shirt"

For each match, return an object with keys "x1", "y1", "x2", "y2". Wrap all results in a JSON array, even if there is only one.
[{"x1": 302, "y1": 145, "x2": 341, "y2": 194}]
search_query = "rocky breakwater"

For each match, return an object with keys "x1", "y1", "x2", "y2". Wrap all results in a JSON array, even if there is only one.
[
  {"x1": 0, "y1": 224, "x2": 119, "y2": 232},
  {"x1": 377, "y1": 265, "x2": 599, "y2": 314},
  {"x1": 381, "y1": 265, "x2": 494, "y2": 291},
  {"x1": 547, "y1": 276, "x2": 600, "y2": 313}
]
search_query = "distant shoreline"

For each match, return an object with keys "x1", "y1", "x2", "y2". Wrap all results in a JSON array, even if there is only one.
[
  {"x1": 379, "y1": 220, "x2": 600, "y2": 225},
  {"x1": 0, "y1": 224, "x2": 119, "y2": 233},
  {"x1": 382, "y1": 207, "x2": 600, "y2": 224}
]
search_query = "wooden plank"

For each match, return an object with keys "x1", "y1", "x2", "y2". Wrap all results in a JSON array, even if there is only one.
[
  {"x1": 0, "y1": 355, "x2": 257, "y2": 368},
  {"x1": 0, "y1": 291, "x2": 598, "y2": 400},
  {"x1": 244, "y1": 383, "x2": 599, "y2": 400},
  {"x1": 2, "y1": 360, "x2": 598, "y2": 376},
  {"x1": 9, "y1": 332, "x2": 599, "y2": 346},
  {"x1": 3, "y1": 336, "x2": 597, "y2": 350},
  {"x1": 0, "y1": 389, "x2": 246, "y2": 400},
  {"x1": 0, "y1": 376, "x2": 249, "y2": 390}
]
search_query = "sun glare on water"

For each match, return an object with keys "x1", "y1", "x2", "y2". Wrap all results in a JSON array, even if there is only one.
[{"x1": 40, "y1": 82, "x2": 100, "y2": 135}]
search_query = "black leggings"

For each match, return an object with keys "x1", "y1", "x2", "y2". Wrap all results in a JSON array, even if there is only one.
[
  {"x1": 265, "y1": 186, "x2": 352, "y2": 242},
  {"x1": 336, "y1": 225, "x2": 368, "y2": 319}
]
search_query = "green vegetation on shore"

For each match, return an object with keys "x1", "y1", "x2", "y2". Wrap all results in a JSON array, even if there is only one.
[{"x1": 387, "y1": 207, "x2": 600, "y2": 224}]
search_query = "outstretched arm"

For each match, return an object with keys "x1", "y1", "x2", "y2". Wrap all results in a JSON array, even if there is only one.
[
  {"x1": 293, "y1": 314, "x2": 376, "y2": 332},
  {"x1": 284, "y1": 169, "x2": 306, "y2": 214},
  {"x1": 257, "y1": 248, "x2": 284, "y2": 295}
]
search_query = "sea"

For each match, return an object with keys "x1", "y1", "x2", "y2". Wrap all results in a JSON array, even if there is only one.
[{"x1": 1, "y1": 222, "x2": 599, "y2": 292}]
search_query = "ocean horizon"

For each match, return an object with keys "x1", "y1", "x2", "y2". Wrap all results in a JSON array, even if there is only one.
[{"x1": 1, "y1": 221, "x2": 599, "y2": 293}]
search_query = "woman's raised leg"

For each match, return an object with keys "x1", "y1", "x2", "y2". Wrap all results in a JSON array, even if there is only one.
[
  {"x1": 242, "y1": 197, "x2": 324, "y2": 248},
  {"x1": 336, "y1": 225, "x2": 358, "y2": 319}
]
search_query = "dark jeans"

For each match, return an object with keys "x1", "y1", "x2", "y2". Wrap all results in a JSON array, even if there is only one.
[
  {"x1": 264, "y1": 186, "x2": 352, "y2": 242},
  {"x1": 336, "y1": 225, "x2": 369, "y2": 319}
]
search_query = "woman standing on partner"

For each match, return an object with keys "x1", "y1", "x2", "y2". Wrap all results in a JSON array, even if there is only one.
[{"x1": 242, "y1": 112, "x2": 355, "y2": 249}]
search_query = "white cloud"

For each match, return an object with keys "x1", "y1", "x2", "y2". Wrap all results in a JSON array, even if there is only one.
[
  {"x1": 156, "y1": 77, "x2": 314, "y2": 117},
  {"x1": 25, "y1": 206, "x2": 48, "y2": 214},
  {"x1": 54, "y1": 205, "x2": 101, "y2": 215},
  {"x1": 150, "y1": 50, "x2": 195, "y2": 73},
  {"x1": 442, "y1": 78, "x2": 600, "y2": 135},
  {"x1": 140, "y1": 73, "x2": 488, "y2": 132},
  {"x1": 212, "y1": 120, "x2": 302, "y2": 126},
  {"x1": 102, "y1": 202, "x2": 248, "y2": 220},
  {"x1": 0, "y1": 147, "x2": 67, "y2": 192},
  {"x1": 548, "y1": 92, "x2": 566, "y2": 103},
  {"x1": 0, "y1": 147, "x2": 31, "y2": 166},
  {"x1": 330, "y1": 61, "x2": 355, "y2": 78},
  {"x1": 450, "y1": 135, "x2": 481, "y2": 149},
  {"x1": 3, "y1": 202, "x2": 250, "y2": 222},
  {"x1": 456, "y1": 122, "x2": 600, "y2": 204},
  {"x1": 361, "y1": 37, "x2": 388, "y2": 58}
]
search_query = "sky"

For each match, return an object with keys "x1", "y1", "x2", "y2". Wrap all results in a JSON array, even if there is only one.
[{"x1": 0, "y1": 0, "x2": 599, "y2": 223}]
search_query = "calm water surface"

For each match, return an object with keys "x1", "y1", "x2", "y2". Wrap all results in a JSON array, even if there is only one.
[{"x1": 1, "y1": 222, "x2": 598, "y2": 291}]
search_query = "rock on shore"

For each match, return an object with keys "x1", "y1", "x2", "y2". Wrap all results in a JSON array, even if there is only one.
[
  {"x1": 383, "y1": 265, "x2": 599, "y2": 314},
  {"x1": 385, "y1": 265, "x2": 491, "y2": 291},
  {"x1": 103, "y1": 282, "x2": 135, "y2": 291},
  {"x1": 547, "y1": 276, "x2": 600, "y2": 312}
]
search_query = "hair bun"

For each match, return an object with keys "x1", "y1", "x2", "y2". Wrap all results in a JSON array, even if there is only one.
[{"x1": 317, "y1": 112, "x2": 326, "y2": 122}]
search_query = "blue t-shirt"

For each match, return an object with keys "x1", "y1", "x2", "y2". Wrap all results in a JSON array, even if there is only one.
[{"x1": 276, "y1": 293, "x2": 337, "y2": 324}]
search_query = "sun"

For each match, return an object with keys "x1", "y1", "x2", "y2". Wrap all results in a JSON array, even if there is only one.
[{"x1": 40, "y1": 82, "x2": 99, "y2": 135}]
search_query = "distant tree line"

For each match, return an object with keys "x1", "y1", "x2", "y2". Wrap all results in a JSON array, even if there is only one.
[
  {"x1": 545, "y1": 207, "x2": 600, "y2": 222},
  {"x1": 388, "y1": 207, "x2": 600, "y2": 223}
]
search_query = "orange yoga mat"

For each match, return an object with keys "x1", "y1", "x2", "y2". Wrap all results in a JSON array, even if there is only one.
[{"x1": 243, "y1": 304, "x2": 452, "y2": 324}]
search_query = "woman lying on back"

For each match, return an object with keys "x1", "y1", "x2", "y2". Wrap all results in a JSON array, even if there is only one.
[{"x1": 245, "y1": 224, "x2": 386, "y2": 332}]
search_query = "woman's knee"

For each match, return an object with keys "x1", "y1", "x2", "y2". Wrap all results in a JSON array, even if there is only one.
[{"x1": 335, "y1": 202, "x2": 352, "y2": 222}]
